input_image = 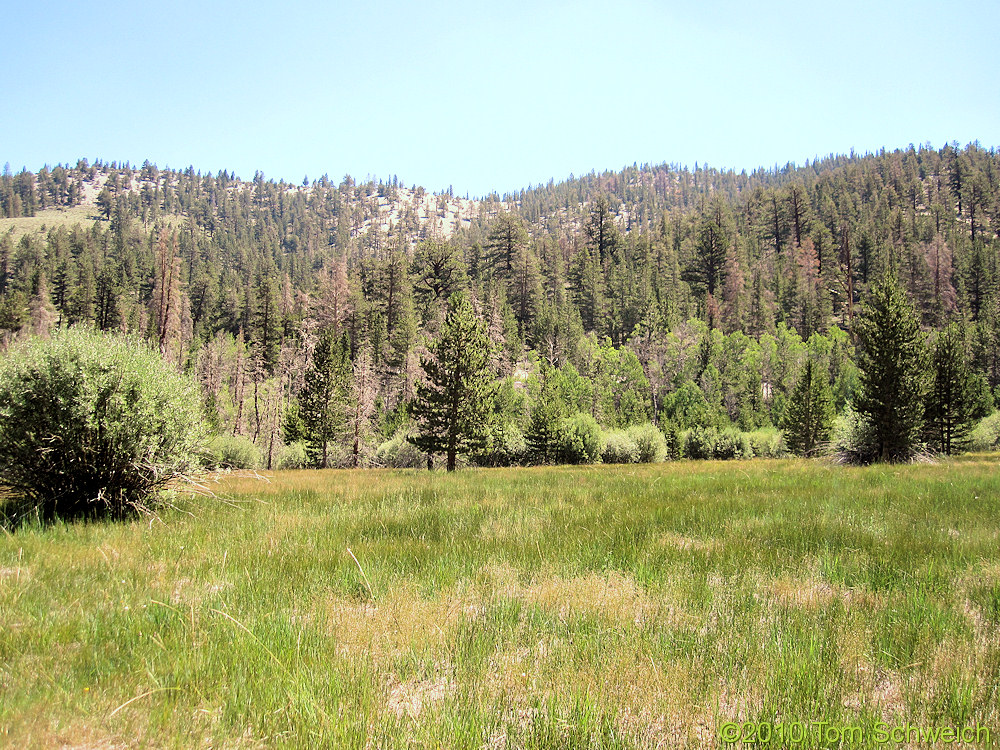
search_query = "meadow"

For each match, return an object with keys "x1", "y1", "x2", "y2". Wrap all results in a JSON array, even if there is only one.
[
  {"x1": 0, "y1": 206, "x2": 105, "y2": 242},
  {"x1": 2, "y1": 457, "x2": 999, "y2": 748}
]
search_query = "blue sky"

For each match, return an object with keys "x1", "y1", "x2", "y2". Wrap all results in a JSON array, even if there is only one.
[{"x1": 3, "y1": 0, "x2": 998, "y2": 197}]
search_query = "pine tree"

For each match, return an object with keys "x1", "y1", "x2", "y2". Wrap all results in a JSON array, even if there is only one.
[
  {"x1": 584, "y1": 195, "x2": 622, "y2": 265},
  {"x1": 408, "y1": 292, "x2": 495, "y2": 471},
  {"x1": 509, "y1": 241, "x2": 543, "y2": 334},
  {"x1": 526, "y1": 365, "x2": 568, "y2": 463},
  {"x1": 924, "y1": 323, "x2": 977, "y2": 455},
  {"x1": 853, "y1": 273, "x2": 928, "y2": 462},
  {"x1": 685, "y1": 198, "x2": 732, "y2": 300},
  {"x1": 299, "y1": 328, "x2": 350, "y2": 468},
  {"x1": 485, "y1": 211, "x2": 528, "y2": 280},
  {"x1": 782, "y1": 358, "x2": 834, "y2": 456}
]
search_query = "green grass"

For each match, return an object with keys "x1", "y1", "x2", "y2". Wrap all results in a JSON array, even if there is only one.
[
  {"x1": 0, "y1": 206, "x2": 189, "y2": 243},
  {"x1": 2, "y1": 457, "x2": 999, "y2": 748},
  {"x1": 0, "y1": 206, "x2": 106, "y2": 242}
]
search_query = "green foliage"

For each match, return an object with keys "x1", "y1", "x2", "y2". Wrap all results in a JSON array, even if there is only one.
[
  {"x1": 924, "y1": 324, "x2": 978, "y2": 455},
  {"x1": 681, "y1": 426, "x2": 753, "y2": 460},
  {"x1": 299, "y1": 328, "x2": 350, "y2": 468},
  {"x1": 782, "y1": 358, "x2": 835, "y2": 456},
  {"x1": 662, "y1": 421, "x2": 682, "y2": 460},
  {"x1": 526, "y1": 366, "x2": 569, "y2": 464},
  {"x1": 600, "y1": 429, "x2": 639, "y2": 464},
  {"x1": 590, "y1": 339, "x2": 651, "y2": 428},
  {"x1": 712, "y1": 427, "x2": 752, "y2": 460},
  {"x1": 206, "y1": 434, "x2": 262, "y2": 469},
  {"x1": 970, "y1": 412, "x2": 1000, "y2": 451},
  {"x1": 282, "y1": 399, "x2": 305, "y2": 444},
  {"x1": 627, "y1": 423, "x2": 668, "y2": 463},
  {"x1": 0, "y1": 327, "x2": 204, "y2": 522},
  {"x1": 555, "y1": 413, "x2": 604, "y2": 465},
  {"x1": 4, "y1": 148, "x2": 1000, "y2": 473},
  {"x1": 831, "y1": 404, "x2": 875, "y2": 461},
  {"x1": 659, "y1": 380, "x2": 717, "y2": 430},
  {"x1": 376, "y1": 426, "x2": 432, "y2": 469},
  {"x1": 408, "y1": 292, "x2": 496, "y2": 471},
  {"x1": 277, "y1": 440, "x2": 309, "y2": 470},
  {"x1": 745, "y1": 428, "x2": 787, "y2": 458},
  {"x1": 601, "y1": 423, "x2": 668, "y2": 464},
  {"x1": 853, "y1": 273, "x2": 928, "y2": 463},
  {"x1": 682, "y1": 426, "x2": 718, "y2": 460},
  {"x1": 470, "y1": 424, "x2": 529, "y2": 467}
]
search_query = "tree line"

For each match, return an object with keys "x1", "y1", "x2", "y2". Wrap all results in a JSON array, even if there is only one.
[{"x1": 0, "y1": 142, "x2": 998, "y2": 468}]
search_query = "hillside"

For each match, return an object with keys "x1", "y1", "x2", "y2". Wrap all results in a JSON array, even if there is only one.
[{"x1": 1, "y1": 142, "x2": 998, "y2": 467}]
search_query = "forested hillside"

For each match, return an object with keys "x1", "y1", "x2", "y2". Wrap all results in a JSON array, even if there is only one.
[{"x1": 1, "y1": 141, "x2": 998, "y2": 468}]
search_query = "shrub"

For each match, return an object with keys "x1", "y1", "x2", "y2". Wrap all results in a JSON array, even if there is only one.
[
  {"x1": 746, "y1": 428, "x2": 788, "y2": 458},
  {"x1": 277, "y1": 440, "x2": 310, "y2": 470},
  {"x1": 714, "y1": 427, "x2": 751, "y2": 460},
  {"x1": 662, "y1": 421, "x2": 682, "y2": 460},
  {"x1": 627, "y1": 423, "x2": 668, "y2": 463},
  {"x1": 831, "y1": 404, "x2": 880, "y2": 464},
  {"x1": 206, "y1": 434, "x2": 262, "y2": 470},
  {"x1": 375, "y1": 426, "x2": 431, "y2": 468},
  {"x1": 970, "y1": 412, "x2": 1000, "y2": 452},
  {"x1": 556, "y1": 413, "x2": 604, "y2": 464},
  {"x1": 681, "y1": 425, "x2": 756, "y2": 460},
  {"x1": 682, "y1": 426, "x2": 717, "y2": 460},
  {"x1": 0, "y1": 328, "x2": 204, "y2": 522},
  {"x1": 601, "y1": 429, "x2": 639, "y2": 464}
]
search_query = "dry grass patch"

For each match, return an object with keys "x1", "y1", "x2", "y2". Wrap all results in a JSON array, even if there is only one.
[
  {"x1": 385, "y1": 674, "x2": 453, "y2": 719},
  {"x1": 0, "y1": 565, "x2": 29, "y2": 583},
  {"x1": 657, "y1": 531, "x2": 718, "y2": 554},
  {"x1": 523, "y1": 571, "x2": 697, "y2": 630},
  {"x1": 320, "y1": 585, "x2": 475, "y2": 662},
  {"x1": 768, "y1": 576, "x2": 840, "y2": 608},
  {"x1": 954, "y1": 562, "x2": 1000, "y2": 639},
  {"x1": 841, "y1": 672, "x2": 907, "y2": 721},
  {"x1": 0, "y1": 206, "x2": 106, "y2": 241}
]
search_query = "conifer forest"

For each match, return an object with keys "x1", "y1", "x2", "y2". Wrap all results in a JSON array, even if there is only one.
[{"x1": 2, "y1": 142, "x2": 999, "y2": 469}]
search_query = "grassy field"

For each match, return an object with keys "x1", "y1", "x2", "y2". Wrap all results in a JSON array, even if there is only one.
[
  {"x1": 2, "y1": 457, "x2": 999, "y2": 748},
  {"x1": 0, "y1": 206, "x2": 190, "y2": 243},
  {"x1": 0, "y1": 206, "x2": 106, "y2": 242}
]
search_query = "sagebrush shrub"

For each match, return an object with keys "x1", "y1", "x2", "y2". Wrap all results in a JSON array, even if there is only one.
[
  {"x1": 277, "y1": 440, "x2": 310, "y2": 470},
  {"x1": 601, "y1": 429, "x2": 640, "y2": 464},
  {"x1": 970, "y1": 412, "x2": 1000, "y2": 451},
  {"x1": 376, "y1": 426, "x2": 430, "y2": 468},
  {"x1": 0, "y1": 328, "x2": 205, "y2": 522},
  {"x1": 627, "y1": 423, "x2": 668, "y2": 463},
  {"x1": 206, "y1": 434, "x2": 262, "y2": 469}
]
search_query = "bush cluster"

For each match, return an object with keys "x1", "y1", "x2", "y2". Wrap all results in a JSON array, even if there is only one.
[
  {"x1": 601, "y1": 423, "x2": 668, "y2": 464},
  {"x1": 0, "y1": 328, "x2": 204, "y2": 522},
  {"x1": 970, "y1": 413, "x2": 1000, "y2": 452},
  {"x1": 375, "y1": 426, "x2": 433, "y2": 468},
  {"x1": 205, "y1": 434, "x2": 261, "y2": 469},
  {"x1": 555, "y1": 413, "x2": 604, "y2": 464},
  {"x1": 679, "y1": 426, "x2": 786, "y2": 460},
  {"x1": 371, "y1": 417, "x2": 788, "y2": 468}
]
